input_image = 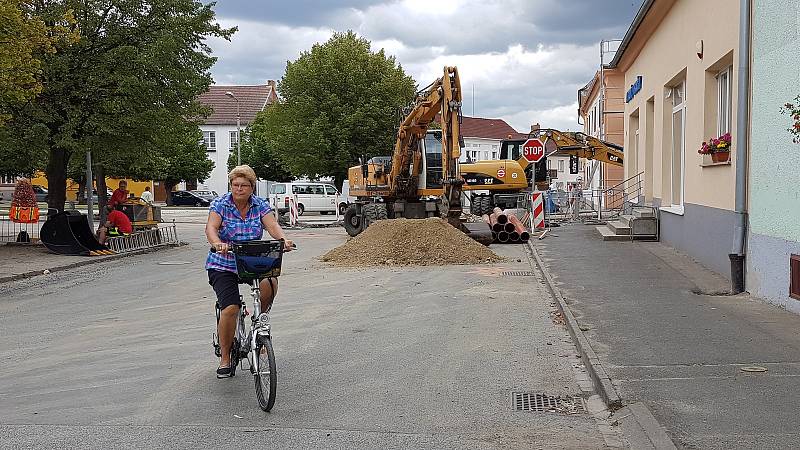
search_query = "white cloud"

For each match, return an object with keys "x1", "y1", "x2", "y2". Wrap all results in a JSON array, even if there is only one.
[{"x1": 207, "y1": 2, "x2": 623, "y2": 134}]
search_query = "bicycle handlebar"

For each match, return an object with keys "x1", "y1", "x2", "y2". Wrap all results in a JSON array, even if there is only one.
[{"x1": 209, "y1": 240, "x2": 297, "y2": 253}]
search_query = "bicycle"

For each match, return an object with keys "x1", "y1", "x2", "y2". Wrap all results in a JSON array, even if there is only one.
[{"x1": 211, "y1": 239, "x2": 293, "y2": 412}]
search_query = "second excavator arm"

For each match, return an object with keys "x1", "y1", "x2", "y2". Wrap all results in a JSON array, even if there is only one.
[{"x1": 529, "y1": 128, "x2": 624, "y2": 167}]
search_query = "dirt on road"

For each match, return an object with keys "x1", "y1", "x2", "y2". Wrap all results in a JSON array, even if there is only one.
[{"x1": 321, "y1": 218, "x2": 503, "y2": 267}]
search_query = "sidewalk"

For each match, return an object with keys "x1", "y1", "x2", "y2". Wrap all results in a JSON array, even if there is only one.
[
  {"x1": 531, "y1": 224, "x2": 800, "y2": 449},
  {"x1": 0, "y1": 243, "x2": 176, "y2": 283}
]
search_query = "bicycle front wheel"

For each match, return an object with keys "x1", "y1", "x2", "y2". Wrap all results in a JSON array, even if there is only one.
[{"x1": 254, "y1": 337, "x2": 277, "y2": 411}]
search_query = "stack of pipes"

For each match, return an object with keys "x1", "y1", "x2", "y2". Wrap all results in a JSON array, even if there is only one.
[{"x1": 481, "y1": 207, "x2": 530, "y2": 244}]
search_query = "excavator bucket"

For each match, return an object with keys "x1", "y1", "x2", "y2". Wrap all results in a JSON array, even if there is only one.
[{"x1": 40, "y1": 211, "x2": 113, "y2": 256}]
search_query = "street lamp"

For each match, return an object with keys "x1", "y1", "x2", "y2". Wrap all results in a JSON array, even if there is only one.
[{"x1": 224, "y1": 91, "x2": 241, "y2": 166}]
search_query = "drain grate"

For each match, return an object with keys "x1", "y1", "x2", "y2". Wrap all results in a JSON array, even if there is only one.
[
  {"x1": 502, "y1": 271, "x2": 534, "y2": 277},
  {"x1": 512, "y1": 392, "x2": 586, "y2": 414}
]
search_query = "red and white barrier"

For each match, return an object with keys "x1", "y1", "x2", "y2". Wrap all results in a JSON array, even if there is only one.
[
  {"x1": 289, "y1": 195, "x2": 299, "y2": 227},
  {"x1": 531, "y1": 191, "x2": 545, "y2": 230}
]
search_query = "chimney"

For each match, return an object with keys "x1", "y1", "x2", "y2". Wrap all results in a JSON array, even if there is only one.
[
  {"x1": 267, "y1": 80, "x2": 276, "y2": 88},
  {"x1": 530, "y1": 123, "x2": 540, "y2": 132}
]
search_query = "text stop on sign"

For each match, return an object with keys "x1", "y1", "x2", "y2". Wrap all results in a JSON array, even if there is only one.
[{"x1": 522, "y1": 138, "x2": 545, "y2": 163}]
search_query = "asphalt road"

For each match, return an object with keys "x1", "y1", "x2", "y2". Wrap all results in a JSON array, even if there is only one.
[{"x1": 0, "y1": 225, "x2": 615, "y2": 449}]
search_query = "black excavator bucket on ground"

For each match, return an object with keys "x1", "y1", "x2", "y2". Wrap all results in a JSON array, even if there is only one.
[{"x1": 40, "y1": 211, "x2": 113, "y2": 256}]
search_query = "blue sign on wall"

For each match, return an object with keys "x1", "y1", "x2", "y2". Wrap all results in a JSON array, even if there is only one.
[{"x1": 625, "y1": 76, "x2": 643, "y2": 103}]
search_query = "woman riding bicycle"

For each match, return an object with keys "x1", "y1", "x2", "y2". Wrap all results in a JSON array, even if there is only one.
[{"x1": 205, "y1": 165, "x2": 294, "y2": 378}]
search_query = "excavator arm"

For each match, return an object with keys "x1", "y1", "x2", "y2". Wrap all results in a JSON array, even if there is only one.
[
  {"x1": 529, "y1": 128, "x2": 624, "y2": 167},
  {"x1": 388, "y1": 66, "x2": 464, "y2": 226}
]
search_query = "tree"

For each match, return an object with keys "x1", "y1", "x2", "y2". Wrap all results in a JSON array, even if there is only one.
[
  {"x1": 158, "y1": 119, "x2": 214, "y2": 205},
  {"x1": 3, "y1": 0, "x2": 234, "y2": 216},
  {"x1": 248, "y1": 31, "x2": 416, "y2": 188},
  {"x1": 0, "y1": 0, "x2": 74, "y2": 126},
  {"x1": 226, "y1": 126, "x2": 293, "y2": 182}
]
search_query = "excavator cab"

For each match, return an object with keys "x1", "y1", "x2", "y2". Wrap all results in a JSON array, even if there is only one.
[{"x1": 423, "y1": 131, "x2": 443, "y2": 190}]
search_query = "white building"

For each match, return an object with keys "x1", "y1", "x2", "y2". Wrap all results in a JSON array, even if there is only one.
[
  {"x1": 458, "y1": 116, "x2": 521, "y2": 163},
  {"x1": 195, "y1": 82, "x2": 278, "y2": 196}
]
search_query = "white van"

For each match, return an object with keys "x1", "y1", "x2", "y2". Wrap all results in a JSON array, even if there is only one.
[{"x1": 268, "y1": 182, "x2": 341, "y2": 216}]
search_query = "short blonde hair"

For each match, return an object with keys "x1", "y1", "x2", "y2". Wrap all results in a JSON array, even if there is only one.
[{"x1": 228, "y1": 165, "x2": 257, "y2": 188}]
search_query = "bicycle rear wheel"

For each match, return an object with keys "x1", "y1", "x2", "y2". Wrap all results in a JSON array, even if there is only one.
[
  {"x1": 229, "y1": 338, "x2": 240, "y2": 377},
  {"x1": 254, "y1": 337, "x2": 277, "y2": 411}
]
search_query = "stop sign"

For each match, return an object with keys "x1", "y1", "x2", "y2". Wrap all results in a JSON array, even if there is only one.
[{"x1": 522, "y1": 138, "x2": 545, "y2": 163}]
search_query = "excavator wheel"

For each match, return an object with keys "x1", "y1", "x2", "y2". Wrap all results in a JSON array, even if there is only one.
[
  {"x1": 375, "y1": 203, "x2": 388, "y2": 220},
  {"x1": 482, "y1": 196, "x2": 494, "y2": 215},
  {"x1": 362, "y1": 203, "x2": 378, "y2": 230},
  {"x1": 343, "y1": 204, "x2": 362, "y2": 237}
]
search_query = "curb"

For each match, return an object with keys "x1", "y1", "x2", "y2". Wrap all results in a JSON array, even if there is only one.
[
  {"x1": 0, "y1": 244, "x2": 181, "y2": 284},
  {"x1": 616, "y1": 403, "x2": 678, "y2": 450},
  {"x1": 527, "y1": 240, "x2": 622, "y2": 409}
]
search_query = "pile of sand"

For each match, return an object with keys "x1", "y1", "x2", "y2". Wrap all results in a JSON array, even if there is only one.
[{"x1": 322, "y1": 218, "x2": 503, "y2": 267}]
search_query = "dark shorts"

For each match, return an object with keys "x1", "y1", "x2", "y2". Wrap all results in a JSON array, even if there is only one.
[{"x1": 208, "y1": 269, "x2": 242, "y2": 310}]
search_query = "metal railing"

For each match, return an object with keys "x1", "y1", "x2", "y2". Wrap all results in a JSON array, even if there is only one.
[
  {"x1": 545, "y1": 171, "x2": 645, "y2": 223},
  {"x1": 0, "y1": 211, "x2": 44, "y2": 243},
  {"x1": 105, "y1": 222, "x2": 179, "y2": 253}
]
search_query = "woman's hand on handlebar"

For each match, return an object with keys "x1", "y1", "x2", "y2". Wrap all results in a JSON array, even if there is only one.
[
  {"x1": 283, "y1": 239, "x2": 295, "y2": 252},
  {"x1": 213, "y1": 242, "x2": 230, "y2": 254}
]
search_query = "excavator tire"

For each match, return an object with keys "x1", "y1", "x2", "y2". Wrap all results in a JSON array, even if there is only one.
[
  {"x1": 362, "y1": 203, "x2": 378, "y2": 230},
  {"x1": 343, "y1": 205, "x2": 362, "y2": 237},
  {"x1": 375, "y1": 203, "x2": 388, "y2": 220},
  {"x1": 482, "y1": 196, "x2": 494, "y2": 214},
  {"x1": 470, "y1": 195, "x2": 490, "y2": 216}
]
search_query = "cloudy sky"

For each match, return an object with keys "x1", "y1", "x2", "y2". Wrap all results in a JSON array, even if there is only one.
[{"x1": 205, "y1": 0, "x2": 644, "y2": 133}]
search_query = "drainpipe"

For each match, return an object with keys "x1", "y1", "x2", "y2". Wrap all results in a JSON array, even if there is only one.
[{"x1": 730, "y1": 0, "x2": 751, "y2": 294}]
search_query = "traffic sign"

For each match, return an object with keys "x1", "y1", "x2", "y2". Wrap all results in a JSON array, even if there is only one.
[
  {"x1": 522, "y1": 138, "x2": 545, "y2": 163},
  {"x1": 497, "y1": 168, "x2": 505, "y2": 178}
]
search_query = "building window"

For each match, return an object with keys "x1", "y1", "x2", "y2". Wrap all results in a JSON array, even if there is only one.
[
  {"x1": 558, "y1": 159, "x2": 564, "y2": 173},
  {"x1": 203, "y1": 131, "x2": 216, "y2": 152},
  {"x1": 716, "y1": 67, "x2": 732, "y2": 136},
  {"x1": 492, "y1": 152, "x2": 497, "y2": 159},
  {"x1": 229, "y1": 130, "x2": 239, "y2": 151},
  {"x1": 484, "y1": 151, "x2": 489, "y2": 160},
  {"x1": 547, "y1": 159, "x2": 552, "y2": 170},
  {"x1": 472, "y1": 150, "x2": 478, "y2": 160},
  {"x1": 670, "y1": 81, "x2": 686, "y2": 208}
]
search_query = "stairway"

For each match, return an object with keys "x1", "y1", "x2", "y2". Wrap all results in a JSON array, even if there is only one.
[{"x1": 596, "y1": 206, "x2": 658, "y2": 241}]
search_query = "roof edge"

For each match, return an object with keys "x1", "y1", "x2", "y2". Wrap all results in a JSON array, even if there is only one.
[{"x1": 607, "y1": 0, "x2": 656, "y2": 68}]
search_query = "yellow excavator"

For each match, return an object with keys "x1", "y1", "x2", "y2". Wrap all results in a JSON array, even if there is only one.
[
  {"x1": 344, "y1": 66, "x2": 466, "y2": 236},
  {"x1": 463, "y1": 128, "x2": 624, "y2": 215}
]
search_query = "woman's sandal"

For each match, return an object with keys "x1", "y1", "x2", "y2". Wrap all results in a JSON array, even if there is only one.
[{"x1": 216, "y1": 364, "x2": 232, "y2": 379}]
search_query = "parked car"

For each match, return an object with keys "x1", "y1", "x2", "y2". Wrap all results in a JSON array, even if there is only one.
[
  {"x1": 32, "y1": 185, "x2": 49, "y2": 202},
  {"x1": 77, "y1": 188, "x2": 114, "y2": 204},
  {"x1": 171, "y1": 190, "x2": 211, "y2": 206},
  {"x1": 190, "y1": 190, "x2": 218, "y2": 201},
  {"x1": 267, "y1": 182, "x2": 341, "y2": 215}
]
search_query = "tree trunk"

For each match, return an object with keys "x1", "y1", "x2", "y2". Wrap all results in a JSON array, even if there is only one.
[
  {"x1": 164, "y1": 180, "x2": 177, "y2": 206},
  {"x1": 45, "y1": 147, "x2": 69, "y2": 219},
  {"x1": 96, "y1": 165, "x2": 108, "y2": 228}
]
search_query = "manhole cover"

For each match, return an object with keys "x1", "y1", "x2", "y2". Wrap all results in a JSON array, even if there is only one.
[
  {"x1": 502, "y1": 271, "x2": 534, "y2": 277},
  {"x1": 512, "y1": 392, "x2": 586, "y2": 414},
  {"x1": 740, "y1": 366, "x2": 768, "y2": 373},
  {"x1": 157, "y1": 261, "x2": 192, "y2": 266}
]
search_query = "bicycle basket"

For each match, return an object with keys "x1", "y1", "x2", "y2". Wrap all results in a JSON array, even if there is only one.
[{"x1": 233, "y1": 240, "x2": 284, "y2": 281}]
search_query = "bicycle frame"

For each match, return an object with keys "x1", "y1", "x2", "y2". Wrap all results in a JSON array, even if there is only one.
[{"x1": 243, "y1": 278, "x2": 272, "y2": 374}]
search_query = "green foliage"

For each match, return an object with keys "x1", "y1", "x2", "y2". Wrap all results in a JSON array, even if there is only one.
[
  {"x1": 248, "y1": 31, "x2": 416, "y2": 186},
  {"x1": 157, "y1": 119, "x2": 214, "y2": 185},
  {"x1": 227, "y1": 126, "x2": 294, "y2": 182},
  {"x1": 0, "y1": 0, "x2": 234, "y2": 210},
  {"x1": 0, "y1": 0, "x2": 77, "y2": 125}
]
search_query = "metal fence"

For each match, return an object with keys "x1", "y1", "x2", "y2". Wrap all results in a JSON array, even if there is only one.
[
  {"x1": 0, "y1": 212, "x2": 43, "y2": 243},
  {"x1": 105, "y1": 222, "x2": 179, "y2": 253}
]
